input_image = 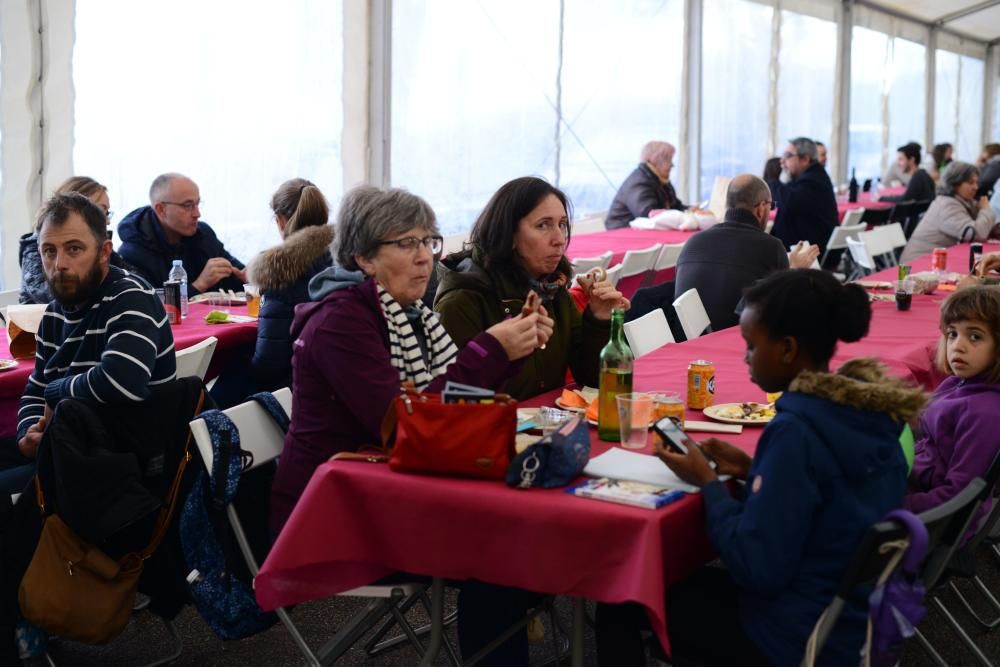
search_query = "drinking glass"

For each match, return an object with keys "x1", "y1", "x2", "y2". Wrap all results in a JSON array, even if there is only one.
[{"x1": 616, "y1": 393, "x2": 653, "y2": 450}]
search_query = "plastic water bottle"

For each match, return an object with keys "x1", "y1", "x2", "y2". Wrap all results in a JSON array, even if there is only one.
[
  {"x1": 871, "y1": 178, "x2": 881, "y2": 200},
  {"x1": 168, "y1": 260, "x2": 189, "y2": 317}
]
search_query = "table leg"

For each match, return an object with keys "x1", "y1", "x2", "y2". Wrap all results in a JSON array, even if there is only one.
[
  {"x1": 572, "y1": 597, "x2": 584, "y2": 667},
  {"x1": 419, "y1": 577, "x2": 445, "y2": 667}
]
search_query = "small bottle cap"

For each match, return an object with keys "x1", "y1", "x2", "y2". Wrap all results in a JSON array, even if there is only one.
[
  {"x1": 186, "y1": 569, "x2": 201, "y2": 584},
  {"x1": 172, "y1": 259, "x2": 182, "y2": 266}
]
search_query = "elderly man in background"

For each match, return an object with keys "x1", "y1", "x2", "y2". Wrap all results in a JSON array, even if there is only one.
[
  {"x1": 605, "y1": 141, "x2": 687, "y2": 229},
  {"x1": 771, "y1": 137, "x2": 837, "y2": 252},
  {"x1": 118, "y1": 173, "x2": 246, "y2": 294},
  {"x1": 674, "y1": 174, "x2": 818, "y2": 331}
]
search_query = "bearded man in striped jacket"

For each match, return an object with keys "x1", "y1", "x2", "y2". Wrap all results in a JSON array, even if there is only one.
[{"x1": 14, "y1": 192, "x2": 177, "y2": 463}]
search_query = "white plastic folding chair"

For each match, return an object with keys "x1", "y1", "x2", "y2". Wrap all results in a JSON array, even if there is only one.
[
  {"x1": 881, "y1": 222, "x2": 908, "y2": 260},
  {"x1": 672, "y1": 288, "x2": 711, "y2": 341},
  {"x1": 619, "y1": 244, "x2": 662, "y2": 280},
  {"x1": 840, "y1": 207, "x2": 865, "y2": 228},
  {"x1": 604, "y1": 263, "x2": 624, "y2": 287},
  {"x1": 861, "y1": 227, "x2": 897, "y2": 267},
  {"x1": 653, "y1": 243, "x2": 685, "y2": 272},
  {"x1": 821, "y1": 222, "x2": 866, "y2": 268},
  {"x1": 845, "y1": 237, "x2": 875, "y2": 280},
  {"x1": 571, "y1": 251, "x2": 612, "y2": 274},
  {"x1": 188, "y1": 389, "x2": 460, "y2": 666},
  {"x1": 623, "y1": 309, "x2": 675, "y2": 358},
  {"x1": 174, "y1": 336, "x2": 218, "y2": 380}
]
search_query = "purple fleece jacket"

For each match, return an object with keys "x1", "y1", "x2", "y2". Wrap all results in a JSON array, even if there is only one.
[
  {"x1": 905, "y1": 376, "x2": 1000, "y2": 525},
  {"x1": 269, "y1": 278, "x2": 519, "y2": 534}
]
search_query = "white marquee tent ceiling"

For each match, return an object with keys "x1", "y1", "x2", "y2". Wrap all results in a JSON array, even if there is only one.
[{"x1": 865, "y1": 0, "x2": 1000, "y2": 42}]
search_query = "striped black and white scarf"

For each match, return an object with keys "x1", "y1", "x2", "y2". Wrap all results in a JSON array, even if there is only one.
[{"x1": 377, "y1": 285, "x2": 458, "y2": 390}]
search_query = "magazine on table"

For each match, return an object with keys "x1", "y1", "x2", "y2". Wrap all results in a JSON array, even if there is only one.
[{"x1": 567, "y1": 477, "x2": 686, "y2": 510}]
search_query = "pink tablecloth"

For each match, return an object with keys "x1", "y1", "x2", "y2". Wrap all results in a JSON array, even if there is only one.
[
  {"x1": 0, "y1": 302, "x2": 257, "y2": 438},
  {"x1": 566, "y1": 228, "x2": 696, "y2": 266},
  {"x1": 255, "y1": 246, "x2": 956, "y2": 656}
]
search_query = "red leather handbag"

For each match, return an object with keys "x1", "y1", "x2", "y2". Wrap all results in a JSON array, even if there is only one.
[{"x1": 387, "y1": 387, "x2": 517, "y2": 480}]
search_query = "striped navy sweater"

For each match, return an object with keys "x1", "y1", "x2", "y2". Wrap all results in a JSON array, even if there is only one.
[{"x1": 17, "y1": 266, "x2": 177, "y2": 440}]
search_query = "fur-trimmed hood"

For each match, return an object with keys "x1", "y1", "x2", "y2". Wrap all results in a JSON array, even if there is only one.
[
  {"x1": 788, "y1": 357, "x2": 927, "y2": 424},
  {"x1": 246, "y1": 224, "x2": 335, "y2": 293},
  {"x1": 778, "y1": 357, "x2": 928, "y2": 481}
]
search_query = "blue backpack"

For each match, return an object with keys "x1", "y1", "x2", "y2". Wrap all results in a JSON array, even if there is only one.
[{"x1": 179, "y1": 392, "x2": 289, "y2": 640}]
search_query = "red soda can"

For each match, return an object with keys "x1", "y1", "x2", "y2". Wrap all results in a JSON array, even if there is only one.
[{"x1": 931, "y1": 248, "x2": 947, "y2": 272}]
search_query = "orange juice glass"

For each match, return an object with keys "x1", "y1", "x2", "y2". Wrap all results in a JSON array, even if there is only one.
[{"x1": 244, "y1": 284, "x2": 261, "y2": 317}]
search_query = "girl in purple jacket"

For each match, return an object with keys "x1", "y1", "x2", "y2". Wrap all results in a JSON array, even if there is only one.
[{"x1": 905, "y1": 286, "x2": 1000, "y2": 526}]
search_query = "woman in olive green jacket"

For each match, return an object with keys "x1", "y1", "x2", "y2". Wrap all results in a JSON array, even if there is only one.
[{"x1": 435, "y1": 177, "x2": 628, "y2": 400}]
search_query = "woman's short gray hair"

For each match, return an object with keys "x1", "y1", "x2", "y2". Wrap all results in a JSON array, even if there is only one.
[
  {"x1": 938, "y1": 161, "x2": 979, "y2": 197},
  {"x1": 333, "y1": 185, "x2": 439, "y2": 271}
]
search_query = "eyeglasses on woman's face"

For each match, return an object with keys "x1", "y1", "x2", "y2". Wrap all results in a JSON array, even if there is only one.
[{"x1": 378, "y1": 235, "x2": 444, "y2": 257}]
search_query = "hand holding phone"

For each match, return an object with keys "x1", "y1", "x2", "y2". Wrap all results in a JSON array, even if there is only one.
[{"x1": 653, "y1": 417, "x2": 717, "y2": 469}]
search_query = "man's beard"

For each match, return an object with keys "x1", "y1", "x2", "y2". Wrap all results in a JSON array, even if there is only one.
[{"x1": 47, "y1": 258, "x2": 104, "y2": 308}]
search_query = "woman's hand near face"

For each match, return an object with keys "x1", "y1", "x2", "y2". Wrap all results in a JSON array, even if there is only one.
[
  {"x1": 587, "y1": 281, "x2": 631, "y2": 320},
  {"x1": 486, "y1": 314, "x2": 543, "y2": 361}
]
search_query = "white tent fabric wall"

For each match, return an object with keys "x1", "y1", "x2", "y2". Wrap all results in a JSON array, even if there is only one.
[{"x1": 3, "y1": 0, "x2": 1000, "y2": 289}]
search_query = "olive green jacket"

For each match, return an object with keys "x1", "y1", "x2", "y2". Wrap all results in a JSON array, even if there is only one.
[{"x1": 434, "y1": 250, "x2": 610, "y2": 400}]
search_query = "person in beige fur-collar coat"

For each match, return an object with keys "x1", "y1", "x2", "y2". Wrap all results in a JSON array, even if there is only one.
[{"x1": 210, "y1": 178, "x2": 333, "y2": 407}]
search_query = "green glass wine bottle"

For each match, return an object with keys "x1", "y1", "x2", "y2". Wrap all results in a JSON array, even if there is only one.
[{"x1": 597, "y1": 308, "x2": 634, "y2": 441}]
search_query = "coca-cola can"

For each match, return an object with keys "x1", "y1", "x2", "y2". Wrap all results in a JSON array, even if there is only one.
[
  {"x1": 163, "y1": 281, "x2": 182, "y2": 325},
  {"x1": 931, "y1": 247, "x2": 948, "y2": 272}
]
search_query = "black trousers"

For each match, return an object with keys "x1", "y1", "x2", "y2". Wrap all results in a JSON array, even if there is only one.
[{"x1": 596, "y1": 566, "x2": 772, "y2": 666}]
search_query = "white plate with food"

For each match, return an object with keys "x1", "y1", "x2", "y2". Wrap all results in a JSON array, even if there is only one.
[
  {"x1": 189, "y1": 291, "x2": 248, "y2": 306},
  {"x1": 0, "y1": 359, "x2": 18, "y2": 372},
  {"x1": 854, "y1": 280, "x2": 893, "y2": 291},
  {"x1": 703, "y1": 402, "x2": 776, "y2": 425},
  {"x1": 554, "y1": 397, "x2": 588, "y2": 413}
]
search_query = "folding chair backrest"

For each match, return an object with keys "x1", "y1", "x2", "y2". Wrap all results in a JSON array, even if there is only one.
[
  {"x1": 889, "y1": 201, "x2": 914, "y2": 225},
  {"x1": 672, "y1": 288, "x2": 711, "y2": 341},
  {"x1": 881, "y1": 223, "x2": 907, "y2": 250},
  {"x1": 623, "y1": 308, "x2": 674, "y2": 358},
  {"x1": 175, "y1": 336, "x2": 219, "y2": 380},
  {"x1": 861, "y1": 207, "x2": 892, "y2": 226},
  {"x1": 189, "y1": 387, "x2": 293, "y2": 473},
  {"x1": 620, "y1": 244, "x2": 662, "y2": 278},
  {"x1": 953, "y1": 453, "x2": 1000, "y2": 553},
  {"x1": 846, "y1": 237, "x2": 875, "y2": 271},
  {"x1": 604, "y1": 263, "x2": 623, "y2": 287},
  {"x1": 826, "y1": 223, "x2": 867, "y2": 251},
  {"x1": 801, "y1": 516, "x2": 914, "y2": 666},
  {"x1": 571, "y1": 251, "x2": 613, "y2": 274},
  {"x1": 860, "y1": 228, "x2": 893, "y2": 259},
  {"x1": 654, "y1": 243, "x2": 685, "y2": 271},
  {"x1": 917, "y1": 477, "x2": 988, "y2": 589},
  {"x1": 840, "y1": 208, "x2": 865, "y2": 228}
]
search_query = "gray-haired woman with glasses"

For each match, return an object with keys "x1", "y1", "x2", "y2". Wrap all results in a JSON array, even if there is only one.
[
  {"x1": 901, "y1": 161, "x2": 1000, "y2": 262},
  {"x1": 270, "y1": 185, "x2": 553, "y2": 665}
]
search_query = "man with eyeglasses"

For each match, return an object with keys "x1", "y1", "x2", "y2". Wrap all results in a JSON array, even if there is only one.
[
  {"x1": 118, "y1": 173, "x2": 246, "y2": 294},
  {"x1": 605, "y1": 141, "x2": 688, "y2": 230},
  {"x1": 674, "y1": 174, "x2": 818, "y2": 331},
  {"x1": 771, "y1": 137, "x2": 837, "y2": 253}
]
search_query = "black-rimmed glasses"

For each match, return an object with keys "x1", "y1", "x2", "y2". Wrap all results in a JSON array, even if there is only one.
[{"x1": 378, "y1": 235, "x2": 444, "y2": 256}]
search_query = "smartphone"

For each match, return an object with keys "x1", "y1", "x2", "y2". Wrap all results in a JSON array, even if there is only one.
[{"x1": 653, "y1": 417, "x2": 717, "y2": 469}]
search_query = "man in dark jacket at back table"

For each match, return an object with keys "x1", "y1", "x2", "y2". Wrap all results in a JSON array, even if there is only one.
[
  {"x1": 880, "y1": 142, "x2": 935, "y2": 203},
  {"x1": 117, "y1": 172, "x2": 245, "y2": 294},
  {"x1": 771, "y1": 137, "x2": 838, "y2": 253},
  {"x1": 605, "y1": 141, "x2": 687, "y2": 229},
  {"x1": 675, "y1": 174, "x2": 819, "y2": 331}
]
